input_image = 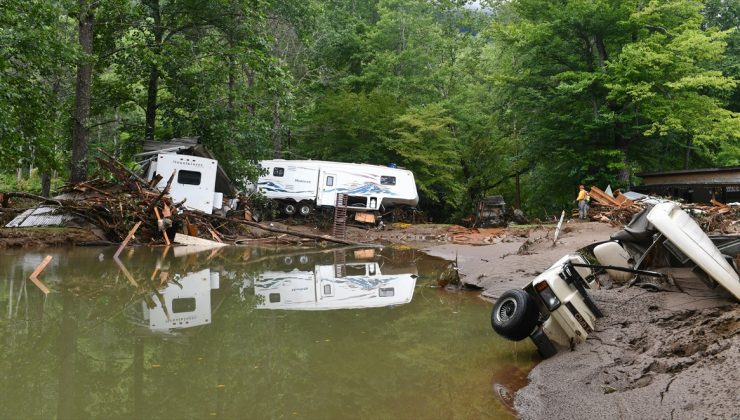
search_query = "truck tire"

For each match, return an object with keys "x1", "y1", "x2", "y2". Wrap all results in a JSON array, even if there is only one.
[
  {"x1": 491, "y1": 289, "x2": 539, "y2": 341},
  {"x1": 299, "y1": 203, "x2": 312, "y2": 217},
  {"x1": 284, "y1": 203, "x2": 296, "y2": 215}
]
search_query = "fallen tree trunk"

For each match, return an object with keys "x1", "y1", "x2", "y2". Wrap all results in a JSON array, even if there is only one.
[
  {"x1": 1, "y1": 192, "x2": 63, "y2": 207},
  {"x1": 200, "y1": 212, "x2": 371, "y2": 246}
]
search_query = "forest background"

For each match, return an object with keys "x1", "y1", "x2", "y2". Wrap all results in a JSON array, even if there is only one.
[{"x1": 1, "y1": 0, "x2": 738, "y2": 221}]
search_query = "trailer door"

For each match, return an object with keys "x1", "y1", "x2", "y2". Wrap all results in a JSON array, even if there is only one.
[{"x1": 317, "y1": 172, "x2": 337, "y2": 206}]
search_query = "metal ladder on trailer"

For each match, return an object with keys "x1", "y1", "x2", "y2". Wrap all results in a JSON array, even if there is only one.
[
  {"x1": 332, "y1": 193, "x2": 348, "y2": 239},
  {"x1": 333, "y1": 249, "x2": 346, "y2": 278}
]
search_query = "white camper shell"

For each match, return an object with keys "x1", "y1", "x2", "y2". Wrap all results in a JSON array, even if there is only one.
[
  {"x1": 146, "y1": 154, "x2": 220, "y2": 214},
  {"x1": 256, "y1": 159, "x2": 419, "y2": 215}
]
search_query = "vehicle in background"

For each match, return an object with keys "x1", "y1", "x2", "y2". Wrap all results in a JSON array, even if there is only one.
[
  {"x1": 475, "y1": 196, "x2": 507, "y2": 227},
  {"x1": 490, "y1": 202, "x2": 740, "y2": 358},
  {"x1": 253, "y1": 159, "x2": 419, "y2": 217}
]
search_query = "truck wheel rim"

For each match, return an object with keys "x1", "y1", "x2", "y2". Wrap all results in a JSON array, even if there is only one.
[{"x1": 498, "y1": 297, "x2": 517, "y2": 322}]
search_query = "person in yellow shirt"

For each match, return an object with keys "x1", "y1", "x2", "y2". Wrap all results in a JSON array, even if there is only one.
[{"x1": 576, "y1": 184, "x2": 590, "y2": 220}]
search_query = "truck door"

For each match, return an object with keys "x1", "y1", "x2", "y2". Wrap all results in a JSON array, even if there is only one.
[{"x1": 317, "y1": 172, "x2": 337, "y2": 206}]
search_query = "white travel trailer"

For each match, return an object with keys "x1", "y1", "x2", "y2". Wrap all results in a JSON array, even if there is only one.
[
  {"x1": 143, "y1": 268, "x2": 221, "y2": 332},
  {"x1": 146, "y1": 154, "x2": 220, "y2": 214},
  {"x1": 254, "y1": 262, "x2": 418, "y2": 310},
  {"x1": 256, "y1": 159, "x2": 419, "y2": 216}
]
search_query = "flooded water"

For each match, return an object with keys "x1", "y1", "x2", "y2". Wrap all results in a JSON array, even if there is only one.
[{"x1": 0, "y1": 245, "x2": 535, "y2": 419}]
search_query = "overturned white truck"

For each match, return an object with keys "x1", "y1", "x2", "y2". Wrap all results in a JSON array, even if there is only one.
[
  {"x1": 491, "y1": 202, "x2": 740, "y2": 358},
  {"x1": 255, "y1": 159, "x2": 419, "y2": 216}
]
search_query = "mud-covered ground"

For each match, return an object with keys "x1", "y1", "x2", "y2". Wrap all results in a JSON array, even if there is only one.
[
  {"x1": 0, "y1": 227, "x2": 104, "y2": 248},
  {"x1": 422, "y1": 221, "x2": 739, "y2": 420},
  {"x1": 516, "y1": 288, "x2": 739, "y2": 420}
]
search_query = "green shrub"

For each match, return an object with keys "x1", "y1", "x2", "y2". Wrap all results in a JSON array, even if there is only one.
[{"x1": 0, "y1": 170, "x2": 64, "y2": 195}]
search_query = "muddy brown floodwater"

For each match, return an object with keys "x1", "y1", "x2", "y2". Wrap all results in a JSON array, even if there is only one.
[{"x1": 0, "y1": 244, "x2": 538, "y2": 419}]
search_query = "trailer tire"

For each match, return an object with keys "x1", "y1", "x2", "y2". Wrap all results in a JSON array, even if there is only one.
[
  {"x1": 491, "y1": 289, "x2": 539, "y2": 341},
  {"x1": 284, "y1": 203, "x2": 296, "y2": 215},
  {"x1": 298, "y1": 203, "x2": 312, "y2": 217}
]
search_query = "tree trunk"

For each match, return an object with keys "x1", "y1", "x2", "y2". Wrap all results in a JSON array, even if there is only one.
[
  {"x1": 246, "y1": 68, "x2": 256, "y2": 116},
  {"x1": 272, "y1": 96, "x2": 282, "y2": 159},
  {"x1": 41, "y1": 172, "x2": 51, "y2": 198},
  {"x1": 70, "y1": 0, "x2": 94, "y2": 184},
  {"x1": 144, "y1": 0, "x2": 162, "y2": 142},
  {"x1": 615, "y1": 134, "x2": 630, "y2": 183},
  {"x1": 683, "y1": 138, "x2": 692, "y2": 169}
]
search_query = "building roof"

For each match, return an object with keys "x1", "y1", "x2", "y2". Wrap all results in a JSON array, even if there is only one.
[{"x1": 636, "y1": 166, "x2": 740, "y2": 186}]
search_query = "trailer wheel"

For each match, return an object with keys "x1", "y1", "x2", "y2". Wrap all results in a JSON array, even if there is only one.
[
  {"x1": 298, "y1": 203, "x2": 312, "y2": 217},
  {"x1": 491, "y1": 289, "x2": 539, "y2": 341},
  {"x1": 283, "y1": 203, "x2": 296, "y2": 215}
]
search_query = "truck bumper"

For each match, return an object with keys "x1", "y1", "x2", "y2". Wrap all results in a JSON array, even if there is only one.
[{"x1": 530, "y1": 326, "x2": 558, "y2": 359}]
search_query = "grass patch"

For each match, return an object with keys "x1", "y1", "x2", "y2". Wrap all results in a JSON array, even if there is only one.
[{"x1": 0, "y1": 170, "x2": 64, "y2": 194}]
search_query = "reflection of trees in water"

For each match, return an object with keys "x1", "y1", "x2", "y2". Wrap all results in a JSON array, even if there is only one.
[{"x1": 0, "y1": 246, "x2": 529, "y2": 419}]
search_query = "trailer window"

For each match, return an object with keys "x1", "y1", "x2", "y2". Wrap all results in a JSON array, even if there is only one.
[
  {"x1": 273, "y1": 167, "x2": 285, "y2": 177},
  {"x1": 326, "y1": 176, "x2": 334, "y2": 186},
  {"x1": 379, "y1": 287, "x2": 395, "y2": 297},
  {"x1": 177, "y1": 170, "x2": 202, "y2": 185},
  {"x1": 172, "y1": 298, "x2": 196, "y2": 313},
  {"x1": 380, "y1": 176, "x2": 396, "y2": 185},
  {"x1": 269, "y1": 293, "x2": 281, "y2": 303},
  {"x1": 345, "y1": 264, "x2": 366, "y2": 276}
]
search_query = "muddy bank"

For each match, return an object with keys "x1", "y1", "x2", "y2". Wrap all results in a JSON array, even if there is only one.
[
  {"x1": 516, "y1": 288, "x2": 739, "y2": 420},
  {"x1": 424, "y1": 221, "x2": 740, "y2": 420},
  {"x1": 0, "y1": 227, "x2": 104, "y2": 248},
  {"x1": 423, "y1": 221, "x2": 619, "y2": 297}
]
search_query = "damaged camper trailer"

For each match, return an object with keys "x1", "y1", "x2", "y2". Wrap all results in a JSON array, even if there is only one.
[
  {"x1": 254, "y1": 160, "x2": 419, "y2": 216},
  {"x1": 137, "y1": 138, "x2": 238, "y2": 215}
]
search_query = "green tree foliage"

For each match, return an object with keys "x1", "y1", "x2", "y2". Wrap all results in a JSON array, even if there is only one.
[
  {"x1": 0, "y1": 0, "x2": 76, "y2": 174},
  {"x1": 1, "y1": 0, "x2": 737, "y2": 220},
  {"x1": 487, "y1": 0, "x2": 739, "y2": 213},
  {"x1": 388, "y1": 104, "x2": 463, "y2": 214}
]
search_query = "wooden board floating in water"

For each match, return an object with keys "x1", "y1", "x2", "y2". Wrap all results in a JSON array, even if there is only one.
[{"x1": 28, "y1": 255, "x2": 52, "y2": 295}]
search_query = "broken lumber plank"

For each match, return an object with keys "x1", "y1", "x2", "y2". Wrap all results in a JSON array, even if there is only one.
[
  {"x1": 149, "y1": 170, "x2": 176, "y2": 211},
  {"x1": 207, "y1": 227, "x2": 223, "y2": 243},
  {"x1": 552, "y1": 210, "x2": 565, "y2": 245},
  {"x1": 589, "y1": 186, "x2": 620, "y2": 207},
  {"x1": 173, "y1": 233, "x2": 228, "y2": 248},
  {"x1": 113, "y1": 256, "x2": 139, "y2": 287},
  {"x1": 154, "y1": 207, "x2": 170, "y2": 245},
  {"x1": 28, "y1": 255, "x2": 52, "y2": 294},
  {"x1": 114, "y1": 221, "x2": 142, "y2": 259}
]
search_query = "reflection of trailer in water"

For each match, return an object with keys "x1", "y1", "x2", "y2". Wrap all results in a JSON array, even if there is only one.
[
  {"x1": 255, "y1": 262, "x2": 417, "y2": 310},
  {"x1": 137, "y1": 268, "x2": 220, "y2": 332}
]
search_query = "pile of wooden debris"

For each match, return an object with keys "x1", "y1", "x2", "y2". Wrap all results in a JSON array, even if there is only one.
[
  {"x1": 2, "y1": 153, "x2": 364, "y2": 246},
  {"x1": 577, "y1": 186, "x2": 739, "y2": 233}
]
